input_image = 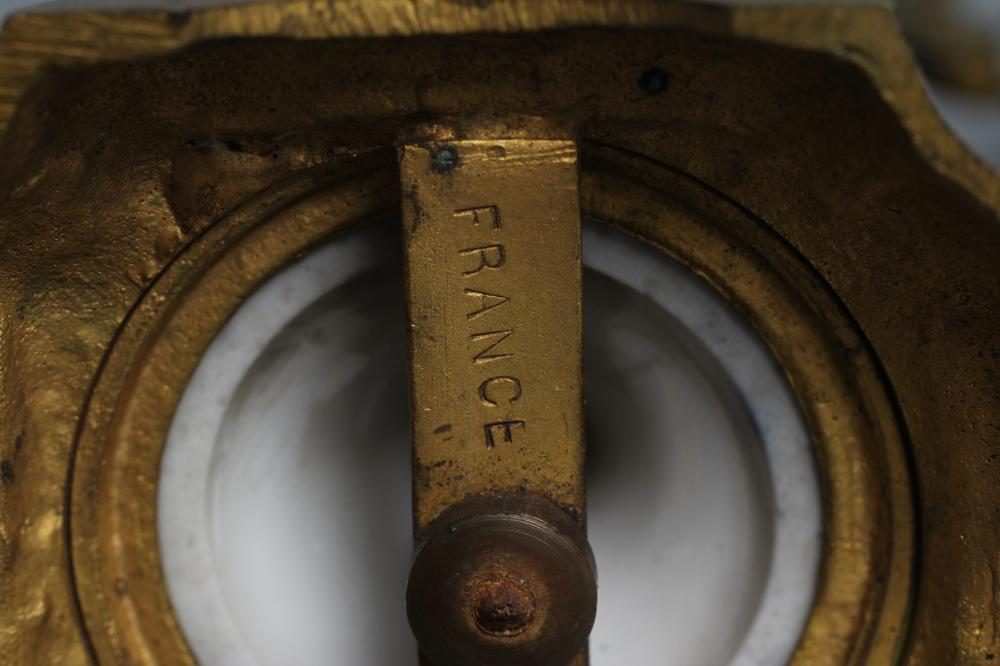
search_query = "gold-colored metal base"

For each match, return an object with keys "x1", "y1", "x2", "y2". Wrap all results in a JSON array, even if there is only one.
[
  {"x1": 400, "y1": 135, "x2": 585, "y2": 533},
  {"x1": 0, "y1": 2, "x2": 997, "y2": 665}
]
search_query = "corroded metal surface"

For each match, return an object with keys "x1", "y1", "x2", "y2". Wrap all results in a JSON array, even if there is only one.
[
  {"x1": 406, "y1": 494, "x2": 596, "y2": 666},
  {"x1": 0, "y1": 2, "x2": 995, "y2": 665},
  {"x1": 400, "y1": 137, "x2": 584, "y2": 533}
]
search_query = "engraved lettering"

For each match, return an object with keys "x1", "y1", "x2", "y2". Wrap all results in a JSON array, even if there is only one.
[
  {"x1": 483, "y1": 420, "x2": 526, "y2": 448},
  {"x1": 454, "y1": 205, "x2": 501, "y2": 229},
  {"x1": 471, "y1": 330, "x2": 514, "y2": 364},
  {"x1": 459, "y1": 244, "x2": 505, "y2": 276},
  {"x1": 479, "y1": 376, "x2": 522, "y2": 406},
  {"x1": 465, "y1": 288, "x2": 510, "y2": 320}
]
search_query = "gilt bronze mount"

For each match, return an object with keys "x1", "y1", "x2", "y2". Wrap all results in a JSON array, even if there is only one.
[{"x1": 0, "y1": 2, "x2": 997, "y2": 665}]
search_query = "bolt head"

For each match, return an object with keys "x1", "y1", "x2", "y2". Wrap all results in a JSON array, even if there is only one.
[
  {"x1": 473, "y1": 576, "x2": 536, "y2": 636},
  {"x1": 430, "y1": 145, "x2": 460, "y2": 172},
  {"x1": 406, "y1": 495, "x2": 597, "y2": 666}
]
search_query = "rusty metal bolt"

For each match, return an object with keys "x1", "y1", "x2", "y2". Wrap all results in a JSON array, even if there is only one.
[
  {"x1": 473, "y1": 576, "x2": 537, "y2": 636},
  {"x1": 406, "y1": 494, "x2": 597, "y2": 666}
]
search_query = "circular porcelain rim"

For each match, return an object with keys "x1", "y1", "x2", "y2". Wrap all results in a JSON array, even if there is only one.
[
  {"x1": 157, "y1": 221, "x2": 820, "y2": 666},
  {"x1": 584, "y1": 223, "x2": 820, "y2": 666}
]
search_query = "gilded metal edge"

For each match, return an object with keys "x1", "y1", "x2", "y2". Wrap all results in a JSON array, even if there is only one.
[
  {"x1": 400, "y1": 138, "x2": 585, "y2": 534},
  {"x1": 0, "y1": 1, "x2": 996, "y2": 213}
]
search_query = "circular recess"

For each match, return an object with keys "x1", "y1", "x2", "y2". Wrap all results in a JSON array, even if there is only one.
[{"x1": 158, "y1": 220, "x2": 820, "y2": 666}]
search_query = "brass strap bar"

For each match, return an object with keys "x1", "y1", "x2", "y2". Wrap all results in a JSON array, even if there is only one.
[{"x1": 399, "y1": 137, "x2": 585, "y2": 535}]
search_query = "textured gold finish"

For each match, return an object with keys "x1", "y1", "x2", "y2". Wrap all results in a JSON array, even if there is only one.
[
  {"x1": 0, "y1": 2, "x2": 996, "y2": 666},
  {"x1": 400, "y1": 137, "x2": 584, "y2": 533},
  {"x1": 1, "y1": 1, "x2": 995, "y2": 211}
]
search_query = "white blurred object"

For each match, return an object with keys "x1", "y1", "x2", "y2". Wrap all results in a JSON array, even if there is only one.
[
  {"x1": 896, "y1": 0, "x2": 1000, "y2": 169},
  {"x1": 928, "y1": 82, "x2": 1000, "y2": 170}
]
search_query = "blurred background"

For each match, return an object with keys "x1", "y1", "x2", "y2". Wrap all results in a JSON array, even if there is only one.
[
  {"x1": 0, "y1": 0, "x2": 997, "y2": 169},
  {"x1": 897, "y1": 0, "x2": 1000, "y2": 168}
]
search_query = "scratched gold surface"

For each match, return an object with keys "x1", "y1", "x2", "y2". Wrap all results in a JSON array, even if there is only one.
[{"x1": 400, "y1": 139, "x2": 584, "y2": 534}]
